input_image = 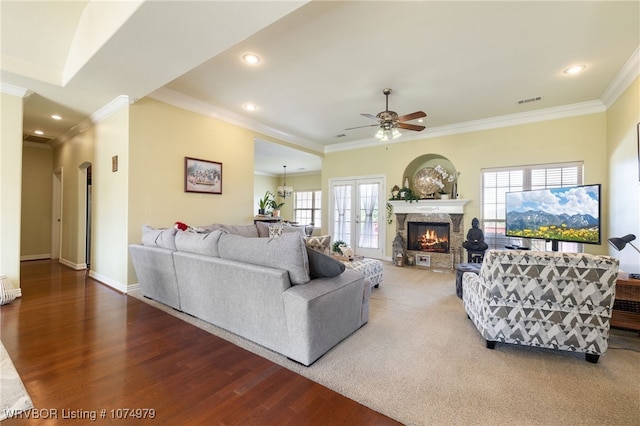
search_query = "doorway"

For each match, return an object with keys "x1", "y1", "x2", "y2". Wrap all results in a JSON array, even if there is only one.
[
  {"x1": 51, "y1": 169, "x2": 62, "y2": 260},
  {"x1": 329, "y1": 176, "x2": 385, "y2": 259}
]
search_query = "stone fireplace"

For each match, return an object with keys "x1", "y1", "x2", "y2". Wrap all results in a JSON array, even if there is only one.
[
  {"x1": 388, "y1": 199, "x2": 469, "y2": 269},
  {"x1": 407, "y1": 222, "x2": 450, "y2": 253}
]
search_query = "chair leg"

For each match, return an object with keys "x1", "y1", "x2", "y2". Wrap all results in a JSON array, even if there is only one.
[
  {"x1": 585, "y1": 353, "x2": 599, "y2": 364},
  {"x1": 486, "y1": 340, "x2": 496, "y2": 349}
]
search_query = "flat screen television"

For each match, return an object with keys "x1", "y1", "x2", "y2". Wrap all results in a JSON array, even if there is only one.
[{"x1": 505, "y1": 184, "x2": 601, "y2": 249}]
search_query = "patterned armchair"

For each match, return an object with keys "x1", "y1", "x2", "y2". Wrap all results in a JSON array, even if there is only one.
[{"x1": 462, "y1": 250, "x2": 619, "y2": 363}]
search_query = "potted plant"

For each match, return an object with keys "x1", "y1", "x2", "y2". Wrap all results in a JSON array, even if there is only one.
[
  {"x1": 332, "y1": 240, "x2": 347, "y2": 254},
  {"x1": 269, "y1": 199, "x2": 285, "y2": 217},
  {"x1": 258, "y1": 191, "x2": 273, "y2": 215}
]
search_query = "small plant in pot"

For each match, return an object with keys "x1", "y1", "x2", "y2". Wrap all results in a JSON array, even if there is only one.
[
  {"x1": 332, "y1": 240, "x2": 347, "y2": 254},
  {"x1": 269, "y1": 199, "x2": 285, "y2": 217},
  {"x1": 258, "y1": 191, "x2": 273, "y2": 215}
]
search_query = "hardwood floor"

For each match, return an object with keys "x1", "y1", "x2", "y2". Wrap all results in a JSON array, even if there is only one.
[{"x1": 1, "y1": 260, "x2": 400, "y2": 425}]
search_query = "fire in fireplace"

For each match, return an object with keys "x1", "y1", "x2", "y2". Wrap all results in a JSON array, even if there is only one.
[{"x1": 407, "y1": 222, "x2": 450, "y2": 253}]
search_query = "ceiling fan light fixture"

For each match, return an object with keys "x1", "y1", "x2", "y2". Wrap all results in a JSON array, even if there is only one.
[
  {"x1": 374, "y1": 129, "x2": 384, "y2": 139},
  {"x1": 391, "y1": 128, "x2": 401, "y2": 139}
]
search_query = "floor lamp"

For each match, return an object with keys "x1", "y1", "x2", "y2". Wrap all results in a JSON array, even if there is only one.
[{"x1": 608, "y1": 234, "x2": 640, "y2": 279}]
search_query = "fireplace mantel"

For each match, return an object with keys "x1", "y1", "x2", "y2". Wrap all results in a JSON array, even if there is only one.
[{"x1": 388, "y1": 199, "x2": 469, "y2": 215}]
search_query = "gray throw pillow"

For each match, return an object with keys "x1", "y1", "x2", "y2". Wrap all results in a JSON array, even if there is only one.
[
  {"x1": 141, "y1": 225, "x2": 177, "y2": 250},
  {"x1": 218, "y1": 232, "x2": 310, "y2": 285},
  {"x1": 175, "y1": 230, "x2": 224, "y2": 257},
  {"x1": 306, "y1": 247, "x2": 346, "y2": 279}
]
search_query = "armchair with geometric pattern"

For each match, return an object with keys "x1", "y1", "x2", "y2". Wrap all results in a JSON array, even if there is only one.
[{"x1": 462, "y1": 250, "x2": 619, "y2": 363}]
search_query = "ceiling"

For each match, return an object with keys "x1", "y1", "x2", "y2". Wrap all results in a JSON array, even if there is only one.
[{"x1": 2, "y1": 1, "x2": 639, "y2": 176}]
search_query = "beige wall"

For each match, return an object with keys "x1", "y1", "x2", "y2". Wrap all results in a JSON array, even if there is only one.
[
  {"x1": 127, "y1": 98, "x2": 290, "y2": 285},
  {"x1": 90, "y1": 107, "x2": 129, "y2": 290},
  {"x1": 607, "y1": 76, "x2": 640, "y2": 273},
  {"x1": 0, "y1": 92, "x2": 23, "y2": 288},
  {"x1": 323, "y1": 112, "x2": 609, "y2": 258},
  {"x1": 21, "y1": 143, "x2": 53, "y2": 259},
  {"x1": 53, "y1": 126, "x2": 95, "y2": 268}
]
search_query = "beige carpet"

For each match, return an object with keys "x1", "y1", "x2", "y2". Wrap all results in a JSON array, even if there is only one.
[
  {"x1": 0, "y1": 340, "x2": 34, "y2": 421},
  {"x1": 130, "y1": 263, "x2": 640, "y2": 425}
]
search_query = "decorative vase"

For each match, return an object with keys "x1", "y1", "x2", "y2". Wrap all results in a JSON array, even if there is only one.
[{"x1": 440, "y1": 194, "x2": 450, "y2": 200}]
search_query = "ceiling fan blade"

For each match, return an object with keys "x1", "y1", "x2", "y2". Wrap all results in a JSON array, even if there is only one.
[
  {"x1": 361, "y1": 113, "x2": 380, "y2": 121},
  {"x1": 397, "y1": 122, "x2": 425, "y2": 132},
  {"x1": 397, "y1": 111, "x2": 426, "y2": 122},
  {"x1": 345, "y1": 124, "x2": 379, "y2": 131}
]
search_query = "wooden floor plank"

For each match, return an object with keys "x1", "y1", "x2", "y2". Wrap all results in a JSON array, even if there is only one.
[{"x1": 1, "y1": 260, "x2": 401, "y2": 425}]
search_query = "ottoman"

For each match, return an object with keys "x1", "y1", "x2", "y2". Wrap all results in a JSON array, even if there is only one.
[
  {"x1": 455, "y1": 262, "x2": 481, "y2": 299},
  {"x1": 341, "y1": 257, "x2": 384, "y2": 289}
]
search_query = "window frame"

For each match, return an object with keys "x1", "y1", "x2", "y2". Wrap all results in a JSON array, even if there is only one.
[{"x1": 293, "y1": 189, "x2": 322, "y2": 228}]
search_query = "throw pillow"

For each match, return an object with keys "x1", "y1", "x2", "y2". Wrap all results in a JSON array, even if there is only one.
[
  {"x1": 268, "y1": 224, "x2": 285, "y2": 238},
  {"x1": 141, "y1": 225, "x2": 177, "y2": 250},
  {"x1": 306, "y1": 247, "x2": 346, "y2": 279},
  {"x1": 175, "y1": 229, "x2": 225, "y2": 257},
  {"x1": 218, "y1": 232, "x2": 310, "y2": 285},
  {"x1": 306, "y1": 235, "x2": 332, "y2": 255}
]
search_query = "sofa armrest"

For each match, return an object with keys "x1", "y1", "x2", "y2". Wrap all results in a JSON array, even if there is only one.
[
  {"x1": 129, "y1": 244, "x2": 180, "y2": 310},
  {"x1": 282, "y1": 270, "x2": 366, "y2": 365}
]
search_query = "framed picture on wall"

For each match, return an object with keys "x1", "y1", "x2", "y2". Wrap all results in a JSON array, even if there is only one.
[{"x1": 184, "y1": 157, "x2": 222, "y2": 194}]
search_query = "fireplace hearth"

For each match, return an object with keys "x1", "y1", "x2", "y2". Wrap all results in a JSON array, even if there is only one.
[{"x1": 407, "y1": 222, "x2": 450, "y2": 253}]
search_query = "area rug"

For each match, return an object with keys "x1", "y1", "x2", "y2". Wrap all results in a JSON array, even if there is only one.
[
  {"x1": 129, "y1": 264, "x2": 640, "y2": 425},
  {"x1": 0, "y1": 341, "x2": 34, "y2": 421}
]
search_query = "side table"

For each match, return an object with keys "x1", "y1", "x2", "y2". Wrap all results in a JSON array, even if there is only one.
[{"x1": 611, "y1": 272, "x2": 640, "y2": 332}]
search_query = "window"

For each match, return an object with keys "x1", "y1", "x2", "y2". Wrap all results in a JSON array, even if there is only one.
[
  {"x1": 294, "y1": 190, "x2": 322, "y2": 228},
  {"x1": 481, "y1": 162, "x2": 582, "y2": 252}
]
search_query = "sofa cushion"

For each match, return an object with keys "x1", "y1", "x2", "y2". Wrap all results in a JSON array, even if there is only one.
[
  {"x1": 175, "y1": 229, "x2": 224, "y2": 257},
  {"x1": 306, "y1": 247, "x2": 346, "y2": 279},
  {"x1": 256, "y1": 221, "x2": 271, "y2": 237},
  {"x1": 218, "y1": 232, "x2": 310, "y2": 284},
  {"x1": 141, "y1": 225, "x2": 177, "y2": 250},
  {"x1": 220, "y1": 224, "x2": 260, "y2": 237}
]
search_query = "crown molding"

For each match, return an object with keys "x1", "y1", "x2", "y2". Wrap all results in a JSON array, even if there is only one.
[
  {"x1": 1, "y1": 82, "x2": 31, "y2": 97},
  {"x1": 148, "y1": 87, "x2": 325, "y2": 154},
  {"x1": 325, "y1": 100, "x2": 606, "y2": 153},
  {"x1": 90, "y1": 95, "x2": 133, "y2": 123},
  {"x1": 600, "y1": 45, "x2": 640, "y2": 108}
]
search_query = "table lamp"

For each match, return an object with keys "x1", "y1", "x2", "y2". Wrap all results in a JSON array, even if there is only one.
[{"x1": 608, "y1": 234, "x2": 640, "y2": 279}]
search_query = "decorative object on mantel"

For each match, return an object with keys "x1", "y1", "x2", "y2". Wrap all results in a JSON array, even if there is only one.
[
  {"x1": 0, "y1": 275, "x2": 17, "y2": 305},
  {"x1": 389, "y1": 185, "x2": 420, "y2": 202},
  {"x1": 413, "y1": 165, "x2": 455, "y2": 198}
]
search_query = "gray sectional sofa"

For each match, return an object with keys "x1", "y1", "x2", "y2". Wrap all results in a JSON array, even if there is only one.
[{"x1": 129, "y1": 223, "x2": 369, "y2": 366}]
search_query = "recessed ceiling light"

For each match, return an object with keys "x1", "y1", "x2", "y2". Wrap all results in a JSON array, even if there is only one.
[
  {"x1": 243, "y1": 103, "x2": 258, "y2": 111},
  {"x1": 242, "y1": 53, "x2": 261, "y2": 65},
  {"x1": 563, "y1": 64, "x2": 586, "y2": 75},
  {"x1": 34, "y1": 130, "x2": 44, "y2": 135},
  {"x1": 51, "y1": 114, "x2": 62, "y2": 120}
]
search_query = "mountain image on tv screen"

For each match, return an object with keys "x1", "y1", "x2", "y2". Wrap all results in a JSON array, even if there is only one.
[{"x1": 505, "y1": 184, "x2": 601, "y2": 245}]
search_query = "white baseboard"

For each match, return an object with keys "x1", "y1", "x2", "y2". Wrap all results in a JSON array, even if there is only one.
[
  {"x1": 20, "y1": 254, "x2": 50, "y2": 261},
  {"x1": 58, "y1": 258, "x2": 87, "y2": 270},
  {"x1": 88, "y1": 270, "x2": 128, "y2": 294}
]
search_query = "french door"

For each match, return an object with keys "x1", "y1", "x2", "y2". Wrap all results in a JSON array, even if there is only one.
[{"x1": 330, "y1": 176, "x2": 385, "y2": 259}]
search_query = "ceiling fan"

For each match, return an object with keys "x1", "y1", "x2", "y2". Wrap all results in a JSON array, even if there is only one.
[{"x1": 346, "y1": 88, "x2": 426, "y2": 141}]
